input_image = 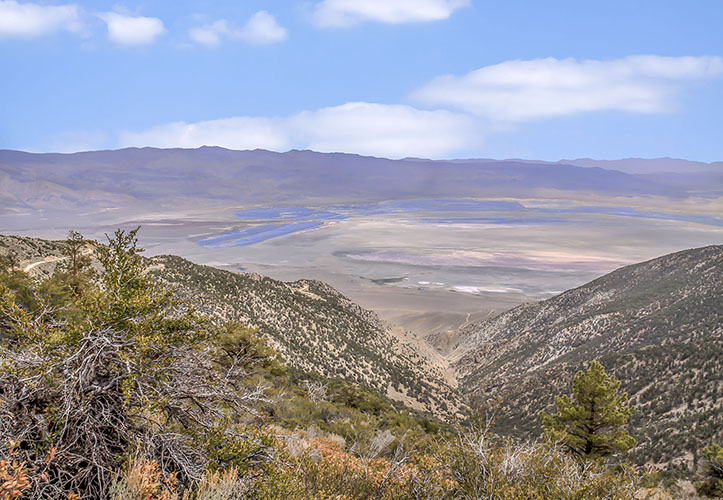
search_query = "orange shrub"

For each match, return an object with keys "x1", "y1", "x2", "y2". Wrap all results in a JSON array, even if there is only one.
[{"x1": 0, "y1": 460, "x2": 31, "y2": 500}]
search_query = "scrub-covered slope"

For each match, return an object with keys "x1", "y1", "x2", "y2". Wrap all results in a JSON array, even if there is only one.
[{"x1": 452, "y1": 245, "x2": 723, "y2": 472}]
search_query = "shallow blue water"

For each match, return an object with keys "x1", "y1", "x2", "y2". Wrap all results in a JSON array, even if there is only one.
[
  {"x1": 534, "y1": 206, "x2": 723, "y2": 227},
  {"x1": 198, "y1": 222, "x2": 324, "y2": 248},
  {"x1": 236, "y1": 206, "x2": 346, "y2": 221},
  {"x1": 197, "y1": 200, "x2": 721, "y2": 249},
  {"x1": 235, "y1": 201, "x2": 721, "y2": 227},
  {"x1": 330, "y1": 199, "x2": 525, "y2": 215},
  {"x1": 419, "y1": 217, "x2": 569, "y2": 225}
]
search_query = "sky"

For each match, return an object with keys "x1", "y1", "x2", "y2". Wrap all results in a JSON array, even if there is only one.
[{"x1": 1, "y1": 0, "x2": 722, "y2": 161}]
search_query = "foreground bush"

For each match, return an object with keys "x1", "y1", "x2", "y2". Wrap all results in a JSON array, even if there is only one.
[
  {"x1": 442, "y1": 419, "x2": 641, "y2": 500},
  {"x1": 107, "y1": 425, "x2": 643, "y2": 500},
  {"x1": 0, "y1": 229, "x2": 273, "y2": 498}
]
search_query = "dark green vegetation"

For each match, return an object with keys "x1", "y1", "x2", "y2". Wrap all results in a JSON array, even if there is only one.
[
  {"x1": 369, "y1": 277, "x2": 407, "y2": 285},
  {"x1": 541, "y1": 361, "x2": 636, "y2": 459},
  {"x1": 2, "y1": 228, "x2": 238, "y2": 496},
  {"x1": 0, "y1": 230, "x2": 445, "y2": 498},
  {"x1": 453, "y1": 244, "x2": 723, "y2": 476},
  {"x1": 698, "y1": 444, "x2": 723, "y2": 498},
  {"x1": 0, "y1": 234, "x2": 462, "y2": 419}
]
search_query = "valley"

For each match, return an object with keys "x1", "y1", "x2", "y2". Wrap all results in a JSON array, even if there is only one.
[{"x1": 3, "y1": 232, "x2": 721, "y2": 476}]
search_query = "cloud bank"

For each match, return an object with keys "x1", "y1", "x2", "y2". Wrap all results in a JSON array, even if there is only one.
[
  {"x1": 98, "y1": 12, "x2": 165, "y2": 46},
  {"x1": 412, "y1": 55, "x2": 723, "y2": 121},
  {"x1": 0, "y1": 0, "x2": 82, "y2": 39},
  {"x1": 117, "y1": 55, "x2": 723, "y2": 158},
  {"x1": 119, "y1": 102, "x2": 476, "y2": 159},
  {"x1": 313, "y1": 0, "x2": 470, "y2": 27}
]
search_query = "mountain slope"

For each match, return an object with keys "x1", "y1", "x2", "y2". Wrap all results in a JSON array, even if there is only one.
[
  {"x1": 148, "y1": 255, "x2": 463, "y2": 417},
  {"x1": 452, "y1": 245, "x2": 723, "y2": 472},
  {"x1": 0, "y1": 234, "x2": 463, "y2": 419},
  {"x1": 0, "y1": 147, "x2": 683, "y2": 202}
]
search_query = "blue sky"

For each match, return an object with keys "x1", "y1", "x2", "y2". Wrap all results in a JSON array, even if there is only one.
[{"x1": 1, "y1": 0, "x2": 722, "y2": 161}]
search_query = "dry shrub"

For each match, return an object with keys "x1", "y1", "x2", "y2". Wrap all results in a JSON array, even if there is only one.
[
  {"x1": 268, "y1": 435, "x2": 418, "y2": 499},
  {"x1": 186, "y1": 469, "x2": 247, "y2": 500},
  {"x1": 444, "y1": 419, "x2": 642, "y2": 500},
  {"x1": 0, "y1": 460, "x2": 31, "y2": 500},
  {"x1": 109, "y1": 457, "x2": 179, "y2": 500}
]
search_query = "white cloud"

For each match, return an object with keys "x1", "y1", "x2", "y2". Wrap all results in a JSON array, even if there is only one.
[
  {"x1": 313, "y1": 0, "x2": 470, "y2": 27},
  {"x1": 190, "y1": 11, "x2": 286, "y2": 46},
  {"x1": 98, "y1": 12, "x2": 165, "y2": 46},
  {"x1": 412, "y1": 55, "x2": 723, "y2": 121},
  {"x1": 0, "y1": 0, "x2": 82, "y2": 39},
  {"x1": 120, "y1": 117, "x2": 289, "y2": 151},
  {"x1": 119, "y1": 102, "x2": 476, "y2": 159},
  {"x1": 288, "y1": 102, "x2": 475, "y2": 158},
  {"x1": 240, "y1": 11, "x2": 287, "y2": 44}
]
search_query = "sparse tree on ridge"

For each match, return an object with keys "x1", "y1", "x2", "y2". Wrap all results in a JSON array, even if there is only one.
[
  {"x1": 60, "y1": 230, "x2": 92, "y2": 295},
  {"x1": 0, "y1": 249, "x2": 19, "y2": 273},
  {"x1": 541, "y1": 360, "x2": 637, "y2": 460},
  {"x1": 698, "y1": 443, "x2": 723, "y2": 498}
]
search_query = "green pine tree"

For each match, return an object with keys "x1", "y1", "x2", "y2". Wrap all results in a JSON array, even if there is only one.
[
  {"x1": 540, "y1": 360, "x2": 636, "y2": 459},
  {"x1": 59, "y1": 229, "x2": 94, "y2": 296},
  {"x1": 698, "y1": 443, "x2": 723, "y2": 499},
  {"x1": 0, "y1": 249, "x2": 19, "y2": 273}
]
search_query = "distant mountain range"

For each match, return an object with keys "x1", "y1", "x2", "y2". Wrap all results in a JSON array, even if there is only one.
[
  {"x1": 560, "y1": 157, "x2": 722, "y2": 175},
  {"x1": 2, "y1": 147, "x2": 720, "y2": 231},
  {"x1": 2, "y1": 233, "x2": 721, "y2": 474}
]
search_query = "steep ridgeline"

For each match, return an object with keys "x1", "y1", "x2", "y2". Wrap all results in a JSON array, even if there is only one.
[
  {"x1": 147, "y1": 255, "x2": 464, "y2": 419},
  {"x1": 0, "y1": 235, "x2": 463, "y2": 419},
  {"x1": 451, "y1": 245, "x2": 723, "y2": 472}
]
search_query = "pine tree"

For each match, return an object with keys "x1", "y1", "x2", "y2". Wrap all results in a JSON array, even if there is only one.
[
  {"x1": 0, "y1": 249, "x2": 19, "y2": 273},
  {"x1": 540, "y1": 360, "x2": 636, "y2": 459},
  {"x1": 698, "y1": 443, "x2": 723, "y2": 498},
  {"x1": 60, "y1": 229, "x2": 93, "y2": 295}
]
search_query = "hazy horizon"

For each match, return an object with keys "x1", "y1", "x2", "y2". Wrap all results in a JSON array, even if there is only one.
[{"x1": 3, "y1": 144, "x2": 722, "y2": 166}]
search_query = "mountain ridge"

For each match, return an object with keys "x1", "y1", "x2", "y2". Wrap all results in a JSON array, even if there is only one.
[
  {"x1": 3, "y1": 146, "x2": 721, "y2": 166},
  {"x1": 6, "y1": 146, "x2": 713, "y2": 237},
  {"x1": 0, "y1": 234, "x2": 464, "y2": 419},
  {"x1": 452, "y1": 244, "x2": 723, "y2": 474}
]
